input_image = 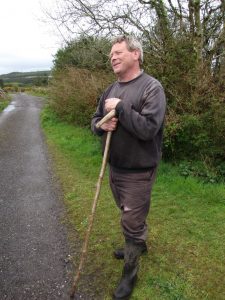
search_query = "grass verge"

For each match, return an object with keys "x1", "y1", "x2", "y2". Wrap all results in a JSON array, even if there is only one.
[
  {"x1": 0, "y1": 95, "x2": 11, "y2": 112},
  {"x1": 41, "y1": 107, "x2": 225, "y2": 300}
]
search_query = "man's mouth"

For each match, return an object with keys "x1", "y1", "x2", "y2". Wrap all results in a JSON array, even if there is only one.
[{"x1": 113, "y1": 62, "x2": 120, "y2": 68}]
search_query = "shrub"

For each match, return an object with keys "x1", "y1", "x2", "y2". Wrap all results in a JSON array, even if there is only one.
[
  {"x1": 162, "y1": 60, "x2": 225, "y2": 163},
  {"x1": 163, "y1": 112, "x2": 209, "y2": 160},
  {"x1": 49, "y1": 67, "x2": 114, "y2": 126}
]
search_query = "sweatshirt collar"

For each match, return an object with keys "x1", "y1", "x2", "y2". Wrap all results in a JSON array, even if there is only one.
[{"x1": 117, "y1": 70, "x2": 144, "y2": 83}]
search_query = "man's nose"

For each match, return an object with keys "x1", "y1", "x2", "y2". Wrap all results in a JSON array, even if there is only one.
[{"x1": 111, "y1": 53, "x2": 117, "y2": 62}]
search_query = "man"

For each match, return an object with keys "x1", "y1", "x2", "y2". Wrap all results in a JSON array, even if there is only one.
[{"x1": 91, "y1": 35, "x2": 166, "y2": 299}]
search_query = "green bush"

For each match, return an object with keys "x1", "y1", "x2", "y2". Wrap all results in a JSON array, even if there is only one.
[
  {"x1": 162, "y1": 60, "x2": 225, "y2": 164},
  {"x1": 178, "y1": 160, "x2": 225, "y2": 184},
  {"x1": 164, "y1": 113, "x2": 209, "y2": 160},
  {"x1": 49, "y1": 67, "x2": 114, "y2": 126}
]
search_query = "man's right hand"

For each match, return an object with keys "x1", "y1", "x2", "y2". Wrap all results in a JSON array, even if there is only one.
[{"x1": 100, "y1": 117, "x2": 118, "y2": 131}]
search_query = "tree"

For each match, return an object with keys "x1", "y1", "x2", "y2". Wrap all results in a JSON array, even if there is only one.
[{"x1": 53, "y1": 35, "x2": 111, "y2": 71}]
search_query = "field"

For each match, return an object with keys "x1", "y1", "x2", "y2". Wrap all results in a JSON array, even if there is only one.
[
  {"x1": 41, "y1": 107, "x2": 225, "y2": 300},
  {"x1": 0, "y1": 70, "x2": 50, "y2": 85}
]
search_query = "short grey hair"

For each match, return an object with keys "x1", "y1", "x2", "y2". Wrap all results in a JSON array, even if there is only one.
[{"x1": 111, "y1": 35, "x2": 143, "y2": 64}]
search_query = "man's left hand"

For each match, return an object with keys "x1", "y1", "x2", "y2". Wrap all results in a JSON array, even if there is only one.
[{"x1": 105, "y1": 98, "x2": 121, "y2": 112}]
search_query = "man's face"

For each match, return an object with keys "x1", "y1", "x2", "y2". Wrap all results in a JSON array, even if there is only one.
[{"x1": 110, "y1": 41, "x2": 139, "y2": 78}]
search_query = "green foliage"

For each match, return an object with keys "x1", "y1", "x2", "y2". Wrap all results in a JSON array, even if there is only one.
[
  {"x1": 143, "y1": 34, "x2": 225, "y2": 164},
  {"x1": 0, "y1": 93, "x2": 11, "y2": 112},
  {"x1": 53, "y1": 36, "x2": 111, "y2": 72},
  {"x1": 144, "y1": 35, "x2": 198, "y2": 109},
  {"x1": 163, "y1": 113, "x2": 209, "y2": 159},
  {"x1": 178, "y1": 161, "x2": 225, "y2": 184},
  {"x1": 0, "y1": 101, "x2": 8, "y2": 112},
  {"x1": 0, "y1": 101, "x2": 9, "y2": 112},
  {"x1": 51, "y1": 36, "x2": 113, "y2": 127},
  {"x1": 49, "y1": 67, "x2": 114, "y2": 126},
  {"x1": 142, "y1": 17, "x2": 225, "y2": 164},
  {"x1": 162, "y1": 73, "x2": 225, "y2": 163}
]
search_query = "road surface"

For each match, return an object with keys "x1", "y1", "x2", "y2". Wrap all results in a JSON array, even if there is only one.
[{"x1": 0, "y1": 93, "x2": 73, "y2": 299}]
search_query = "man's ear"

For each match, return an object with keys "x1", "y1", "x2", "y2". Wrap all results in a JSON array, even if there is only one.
[{"x1": 133, "y1": 49, "x2": 141, "y2": 61}]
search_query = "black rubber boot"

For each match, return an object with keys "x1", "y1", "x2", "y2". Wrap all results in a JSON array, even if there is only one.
[
  {"x1": 113, "y1": 242, "x2": 147, "y2": 260},
  {"x1": 113, "y1": 239, "x2": 145, "y2": 299},
  {"x1": 113, "y1": 263, "x2": 138, "y2": 299}
]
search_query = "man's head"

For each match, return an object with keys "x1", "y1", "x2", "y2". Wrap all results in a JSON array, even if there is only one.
[
  {"x1": 111, "y1": 35, "x2": 143, "y2": 64},
  {"x1": 110, "y1": 35, "x2": 143, "y2": 81}
]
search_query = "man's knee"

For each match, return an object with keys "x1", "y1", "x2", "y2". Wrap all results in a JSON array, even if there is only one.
[{"x1": 121, "y1": 210, "x2": 146, "y2": 237}]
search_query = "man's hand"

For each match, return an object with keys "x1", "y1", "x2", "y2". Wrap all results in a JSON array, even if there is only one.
[
  {"x1": 105, "y1": 98, "x2": 121, "y2": 112},
  {"x1": 100, "y1": 117, "x2": 118, "y2": 132}
]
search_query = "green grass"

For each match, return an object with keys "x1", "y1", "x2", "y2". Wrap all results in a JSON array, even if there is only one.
[
  {"x1": 41, "y1": 107, "x2": 225, "y2": 300},
  {"x1": 0, "y1": 96, "x2": 10, "y2": 112}
]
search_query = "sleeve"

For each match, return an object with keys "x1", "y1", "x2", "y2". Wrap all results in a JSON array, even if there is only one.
[{"x1": 115, "y1": 82, "x2": 166, "y2": 141}]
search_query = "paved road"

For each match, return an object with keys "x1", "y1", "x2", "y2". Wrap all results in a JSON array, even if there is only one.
[{"x1": 0, "y1": 94, "x2": 72, "y2": 299}]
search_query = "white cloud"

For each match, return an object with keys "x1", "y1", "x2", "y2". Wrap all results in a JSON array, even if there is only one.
[{"x1": 0, "y1": 0, "x2": 61, "y2": 75}]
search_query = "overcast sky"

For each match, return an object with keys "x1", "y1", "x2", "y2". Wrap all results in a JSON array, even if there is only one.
[{"x1": 0, "y1": 0, "x2": 62, "y2": 75}]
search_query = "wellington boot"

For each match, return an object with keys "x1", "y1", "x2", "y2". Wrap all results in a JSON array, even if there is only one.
[
  {"x1": 113, "y1": 263, "x2": 138, "y2": 299},
  {"x1": 113, "y1": 239, "x2": 145, "y2": 299},
  {"x1": 113, "y1": 241, "x2": 147, "y2": 260}
]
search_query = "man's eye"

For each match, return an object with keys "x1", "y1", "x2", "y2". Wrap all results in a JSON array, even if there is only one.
[{"x1": 109, "y1": 51, "x2": 122, "y2": 58}]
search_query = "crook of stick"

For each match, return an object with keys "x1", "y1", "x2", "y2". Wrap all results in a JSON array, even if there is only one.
[{"x1": 95, "y1": 109, "x2": 116, "y2": 129}]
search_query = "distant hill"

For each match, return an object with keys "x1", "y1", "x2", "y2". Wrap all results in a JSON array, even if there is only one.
[{"x1": 0, "y1": 70, "x2": 51, "y2": 86}]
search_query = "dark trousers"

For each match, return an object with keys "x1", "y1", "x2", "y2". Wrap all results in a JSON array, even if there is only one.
[{"x1": 109, "y1": 167, "x2": 157, "y2": 241}]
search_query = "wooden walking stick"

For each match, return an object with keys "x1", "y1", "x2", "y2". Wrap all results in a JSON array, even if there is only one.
[{"x1": 70, "y1": 109, "x2": 116, "y2": 298}]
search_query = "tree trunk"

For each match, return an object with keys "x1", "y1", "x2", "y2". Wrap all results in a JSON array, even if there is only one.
[{"x1": 189, "y1": 0, "x2": 203, "y2": 65}]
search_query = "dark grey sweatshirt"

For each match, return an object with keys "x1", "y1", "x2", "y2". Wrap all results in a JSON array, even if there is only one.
[{"x1": 91, "y1": 72, "x2": 166, "y2": 170}]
